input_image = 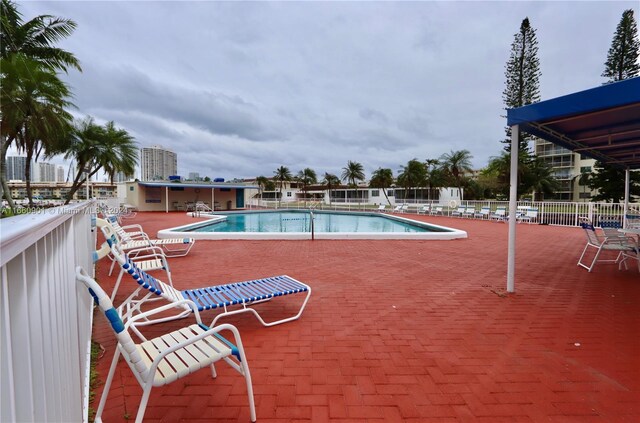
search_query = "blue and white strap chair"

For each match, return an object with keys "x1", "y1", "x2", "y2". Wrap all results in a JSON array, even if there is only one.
[
  {"x1": 109, "y1": 242, "x2": 312, "y2": 330},
  {"x1": 578, "y1": 218, "x2": 640, "y2": 272},
  {"x1": 76, "y1": 266, "x2": 256, "y2": 423},
  {"x1": 99, "y1": 217, "x2": 196, "y2": 258}
]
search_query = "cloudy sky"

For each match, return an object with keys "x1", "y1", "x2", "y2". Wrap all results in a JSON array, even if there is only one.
[{"x1": 19, "y1": 0, "x2": 639, "y2": 181}]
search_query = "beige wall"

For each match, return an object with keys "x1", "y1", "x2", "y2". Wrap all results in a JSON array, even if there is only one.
[{"x1": 123, "y1": 182, "x2": 250, "y2": 211}]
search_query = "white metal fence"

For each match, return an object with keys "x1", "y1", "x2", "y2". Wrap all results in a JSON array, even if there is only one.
[
  {"x1": 1, "y1": 202, "x2": 95, "y2": 422},
  {"x1": 249, "y1": 199, "x2": 638, "y2": 227}
]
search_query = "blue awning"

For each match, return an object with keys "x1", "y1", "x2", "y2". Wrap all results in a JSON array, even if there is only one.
[{"x1": 507, "y1": 77, "x2": 640, "y2": 169}]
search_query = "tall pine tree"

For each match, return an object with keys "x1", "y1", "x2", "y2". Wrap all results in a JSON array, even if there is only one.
[
  {"x1": 602, "y1": 9, "x2": 640, "y2": 83},
  {"x1": 588, "y1": 9, "x2": 640, "y2": 203},
  {"x1": 502, "y1": 17, "x2": 541, "y2": 154}
]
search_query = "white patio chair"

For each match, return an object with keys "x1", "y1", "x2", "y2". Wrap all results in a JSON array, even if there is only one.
[
  {"x1": 490, "y1": 207, "x2": 507, "y2": 222},
  {"x1": 430, "y1": 206, "x2": 443, "y2": 215},
  {"x1": 578, "y1": 220, "x2": 640, "y2": 272},
  {"x1": 377, "y1": 204, "x2": 387, "y2": 212},
  {"x1": 100, "y1": 239, "x2": 312, "y2": 331},
  {"x1": 392, "y1": 204, "x2": 403, "y2": 213},
  {"x1": 417, "y1": 205, "x2": 430, "y2": 215},
  {"x1": 76, "y1": 267, "x2": 256, "y2": 423},
  {"x1": 474, "y1": 206, "x2": 490, "y2": 219},
  {"x1": 451, "y1": 206, "x2": 466, "y2": 217},
  {"x1": 517, "y1": 207, "x2": 539, "y2": 224},
  {"x1": 462, "y1": 206, "x2": 476, "y2": 218}
]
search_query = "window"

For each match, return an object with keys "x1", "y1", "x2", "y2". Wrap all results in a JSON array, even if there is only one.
[
  {"x1": 371, "y1": 190, "x2": 379, "y2": 197},
  {"x1": 580, "y1": 166, "x2": 592, "y2": 173},
  {"x1": 286, "y1": 192, "x2": 292, "y2": 197},
  {"x1": 388, "y1": 190, "x2": 394, "y2": 197}
]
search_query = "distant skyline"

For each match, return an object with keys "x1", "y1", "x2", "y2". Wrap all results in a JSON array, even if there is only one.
[{"x1": 17, "y1": 1, "x2": 640, "y2": 181}]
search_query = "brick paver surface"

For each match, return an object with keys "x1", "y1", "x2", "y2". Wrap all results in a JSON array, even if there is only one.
[{"x1": 92, "y1": 212, "x2": 640, "y2": 422}]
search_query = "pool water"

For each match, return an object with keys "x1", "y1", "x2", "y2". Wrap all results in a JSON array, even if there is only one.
[
  {"x1": 159, "y1": 209, "x2": 467, "y2": 240},
  {"x1": 187, "y1": 211, "x2": 447, "y2": 233}
]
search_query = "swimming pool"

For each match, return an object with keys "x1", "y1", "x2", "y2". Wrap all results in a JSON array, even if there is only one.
[{"x1": 158, "y1": 210, "x2": 467, "y2": 240}]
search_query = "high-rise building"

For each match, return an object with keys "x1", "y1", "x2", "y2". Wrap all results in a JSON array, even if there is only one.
[
  {"x1": 56, "y1": 166, "x2": 65, "y2": 182},
  {"x1": 34, "y1": 162, "x2": 57, "y2": 182},
  {"x1": 5, "y1": 156, "x2": 28, "y2": 181},
  {"x1": 140, "y1": 145, "x2": 178, "y2": 181},
  {"x1": 534, "y1": 139, "x2": 596, "y2": 201},
  {"x1": 113, "y1": 171, "x2": 133, "y2": 183},
  {"x1": 188, "y1": 172, "x2": 200, "y2": 181}
]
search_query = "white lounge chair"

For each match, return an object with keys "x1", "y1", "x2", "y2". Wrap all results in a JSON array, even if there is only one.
[
  {"x1": 490, "y1": 207, "x2": 507, "y2": 222},
  {"x1": 99, "y1": 239, "x2": 312, "y2": 330},
  {"x1": 100, "y1": 217, "x2": 196, "y2": 258},
  {"x1": 76, "y1": 267, "x2": 256, "y2": 423},
  {"x1": 451, "y1": 206, "x2": 466, "y2": 217},
  {"x1": 474, "y1": 207, "x2": 490, "y2": 219},
  {"x1": 517, "y1": 207, "x2": 539, "y2": 224},
  {"x1": 430, "y1": 206, "x2": 443, "y2": 215},
  {"x1": 417, "y1": 205, "x2": 430, "y2": 215},
  {"x1": 377, "y1": 204, "x2": 387, "y2": 212},
  {"x1": 578, "y1": 219, "x2": 639, "y2": 272},
  {"x1": 462, "y1": 207, "x2": 476, "y2": 218}
]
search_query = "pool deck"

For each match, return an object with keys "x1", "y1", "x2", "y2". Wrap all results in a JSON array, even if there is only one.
[{"x1": 93, "y1": 211, "x2": 640, "y2": 422}]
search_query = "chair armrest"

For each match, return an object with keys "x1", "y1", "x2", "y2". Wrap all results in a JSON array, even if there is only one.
[
  {"x1": 124, "y1": 299, "x2": 202, "y2": 328},
  {"x1": 147, "y1": 323, "x2": 246, "y2": 371}
]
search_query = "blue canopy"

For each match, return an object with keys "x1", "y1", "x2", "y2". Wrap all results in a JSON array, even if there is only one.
[{"x1": 507, "y1": 77, "x2": 640, "y2": 169}]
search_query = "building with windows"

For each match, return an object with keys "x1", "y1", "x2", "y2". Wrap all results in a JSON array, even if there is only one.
[
  {"x1": 34, "y1": 162, "x2": 57, "y2": 182},
  {"x1": 535, "y1": 139, "x2": 596, "y2": 201},
  {"x1": 140, "y1": 145, "x2": 177, "y2": 181},
  {"x1": 5, "y1": 156, "x2": 28, "y2": 181},
  {"x1": 56, "y1": 166, "x2": 66, "y2": 182}
]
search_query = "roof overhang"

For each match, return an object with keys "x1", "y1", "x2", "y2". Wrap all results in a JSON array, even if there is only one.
[
  {"x1": 507, "y1": 77, "x2": 640, "y2": 169},
  {"x1": 137, "y1": 181, "x2": 258, "y2": 190}
]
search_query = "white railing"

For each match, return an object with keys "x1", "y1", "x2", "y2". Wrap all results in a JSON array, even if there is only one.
[
  {"x1": 1, "y1": 202, "x2": 95, "y2": 423},
  {"x1": 249, "y1": 199, "x2": 637, "y2": 227}
]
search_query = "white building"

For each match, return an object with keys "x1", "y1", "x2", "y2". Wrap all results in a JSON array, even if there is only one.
[
  {"x1": 56, "y1": 166, "x2": 66, "y2": 182},
  {"x1": 5, "y1": 156, "x2": 28, "y2": 181},
  {"x1": 34, "y1": 162, "x2": 57, "y2": 182},
  {"x1": 140, "y1": 145, "x2": 177, "y2": 181}
]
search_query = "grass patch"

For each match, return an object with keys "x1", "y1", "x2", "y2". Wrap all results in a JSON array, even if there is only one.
[{"x1": 88, "y1": 339, "x2": 104, "y2": 421}]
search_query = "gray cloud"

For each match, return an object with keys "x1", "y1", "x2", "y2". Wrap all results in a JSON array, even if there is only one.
[{"x1": 20, "y1": 0, "x2": 639, "y2": 180}]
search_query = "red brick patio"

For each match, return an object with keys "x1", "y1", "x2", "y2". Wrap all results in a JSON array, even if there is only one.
[{"x1": 91, "y1": 211, "x2": 640, "y2": 422}]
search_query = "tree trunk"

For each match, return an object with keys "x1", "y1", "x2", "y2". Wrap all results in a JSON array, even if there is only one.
[
  {"x1": 382, "y1": 188, "x2": 391, "y2": 206},
  {"x1": 0, "y1": 138, "x2": 18, "y2": 215},
  {"x1": 24, "y1": 146, "x2": 34, "y2": 207}
]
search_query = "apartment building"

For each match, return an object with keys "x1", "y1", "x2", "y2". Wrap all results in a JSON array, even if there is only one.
[{"x1": 140, "y1": 145, "x2": 178, "y2": 181}]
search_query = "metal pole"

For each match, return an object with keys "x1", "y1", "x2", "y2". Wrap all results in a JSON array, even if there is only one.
[
  {"x1": 624, "y1": 168, "x2": 630, "y2": 228},
  {"x1": 507, "y1": 125, "x2": 519, "y2": 293}
]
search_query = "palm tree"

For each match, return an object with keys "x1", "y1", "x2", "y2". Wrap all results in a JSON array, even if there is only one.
[
  {"x1": 424, "y1": 158, "x2": 440, "y2": 200},
  {"x1": 439, "y1": 150, "x2": 473, "y2": 200},
  {"x1": 369, "y1": 168, "x2": 394, "y2": 206},
  {"x1": 341, "y1": 160, "x2": 365, "y2": 206},
  {"x1": 396, "y1": 159, "x2": 426, "y2": 202},
  {"x1": 64, "y1": 118, "x2": 137, "y2": 204},
  {"x1": 2, "y1": 55, "x2": 74, "y2": 206},
  {"x1": 0, "y1": 0, "x2": 81, "y2": 212},
  {"x1": 255, "y1": 175, "x2": 269, "y2": 205},
  {"x1": 322, "y1": 172, "x2": 340, "y2": 206},
  {"x1": 523, "y1": 156, "x2": 560, "y2": 201},
  {"x1": 1, "y1": 0, "x2": 81, "y2": 72},
  {"x1": 273, "y1": 165, "x2": 292, "y2": 207},
  {"x1": 296, "y1": 168, "x2": 317, "y2": 205}
]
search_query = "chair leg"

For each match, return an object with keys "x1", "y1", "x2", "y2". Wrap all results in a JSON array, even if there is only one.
[
  {"x1": 135, "y1": 384, "x2": 154, "y2": 423},
  {"x1": 95, "y1": 347, "x2": 121, "y2": 421}
]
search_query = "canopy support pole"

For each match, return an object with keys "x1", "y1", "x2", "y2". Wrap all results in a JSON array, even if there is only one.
[
  {"x1": 507, "y1": 125, "x2": 519, "y2": 293},
  {"x1": 624, "y1": 168, "x2": 630, "y2": 228},
  {"x1": 165, "y1": 187, "x2": 169, "y2": 213},
  {"x1": 212, "y1": 188, "x2": 215, "y2": 212}
]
